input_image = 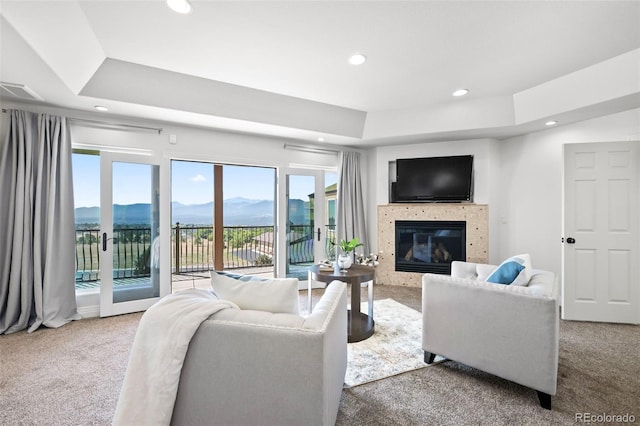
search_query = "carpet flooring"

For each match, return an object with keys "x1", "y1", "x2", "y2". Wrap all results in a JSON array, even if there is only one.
[{"x1": 1, "y1": 285, "x2": 638, "y2": 425}]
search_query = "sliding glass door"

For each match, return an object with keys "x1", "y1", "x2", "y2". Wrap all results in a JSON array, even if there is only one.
[{"x1": 99, "y1": 152, "x2": 164, "y2": 316}]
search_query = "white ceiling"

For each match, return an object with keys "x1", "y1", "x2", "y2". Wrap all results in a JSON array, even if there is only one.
[{"x1": 1, "y1": 0, "x2": 639, "y2": 147}]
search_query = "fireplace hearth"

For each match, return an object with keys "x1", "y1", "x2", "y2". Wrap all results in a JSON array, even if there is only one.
[{"x1": 395, "y1": 220, "x2": 466, "y2": 275}]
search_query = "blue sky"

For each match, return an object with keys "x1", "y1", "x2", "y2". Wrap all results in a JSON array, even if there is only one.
[
  {"x1": 172, "y1": 161, "x2": 278, "y2": 204},
  {"x1": 72, "y1": 153, "x2": 101, "y2": 207},
  {"x1": 72, "y1": 154, "x2": 336, "y2": 207}
]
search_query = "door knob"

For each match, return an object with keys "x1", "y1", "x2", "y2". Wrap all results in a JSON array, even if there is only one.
[{"x1": 566, "y1": 237, "x2": 576, "y2": 244}]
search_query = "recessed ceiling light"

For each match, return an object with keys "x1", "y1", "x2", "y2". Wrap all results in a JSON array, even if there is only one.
[
  {"x1": 348, "y1": 53, "x2": 367, "y2": 66},
  {"x1": 94, "y1": 105, "x2": 108, "y2": 112},
  {"x1": 167, "y1": 0, "x2": 192, "y2": 14},
  {"x1": 452, "y1": 89, "x2": 469, "y2": 97},
  {"x1": 545, "y1": 120, "x2": 558, "y2": 126},
  {"x1": 317, "y1": 137, "x2": 325, "y2": 142}
]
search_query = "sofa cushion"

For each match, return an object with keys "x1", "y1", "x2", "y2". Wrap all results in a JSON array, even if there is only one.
[
  {"x1": 486, "y1": 254, "x2": 532, "y2": 286},
  {"x1": 210, "y1": 271, "x2": 299, "y2": 314}
]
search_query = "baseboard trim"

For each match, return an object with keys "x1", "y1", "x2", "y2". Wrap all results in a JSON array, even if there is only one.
[{"x1": 78, "y1": 305, "x2": 100, "y2": 319}]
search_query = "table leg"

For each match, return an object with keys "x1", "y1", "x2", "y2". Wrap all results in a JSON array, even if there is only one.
[
  {"x1": 350, "y1": 279, "x2": 361, "y2": 337},
  {"x1": 367, "y1": 279, "x2": 374, "y2": 318}
]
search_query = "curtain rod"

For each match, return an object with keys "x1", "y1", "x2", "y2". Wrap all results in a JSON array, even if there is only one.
[
  {"x1": 68, "y1": 118, "x2": 163, "y2": 134},
  {"x1": 283, "y1": 143, "x2": 339, "y2": 155},
  {"x1": 2, "y1": 109, "x2": 163, "y2": 134}
]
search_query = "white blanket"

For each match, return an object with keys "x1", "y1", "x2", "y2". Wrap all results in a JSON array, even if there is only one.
[{"x1": 112, "y1": 289, "x2": 238, "y2": 426}]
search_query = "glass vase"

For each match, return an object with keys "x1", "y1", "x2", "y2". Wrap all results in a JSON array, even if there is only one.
[{"x1": 337, "y1": 253, "x2": 353, "y2": 272}]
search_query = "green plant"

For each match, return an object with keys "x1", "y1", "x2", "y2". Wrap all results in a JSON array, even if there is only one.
[
  {"x1": 337, "y1": 237, "x2": 363, "y2": 254},
  {"x1": 254, "y1": 254, "x2": 273, "y2": 266},
  {"x1": 134, "y1": 247, "x2": 151, "y2": 276}
]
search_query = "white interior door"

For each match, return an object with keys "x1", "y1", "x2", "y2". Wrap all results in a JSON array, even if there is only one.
[
  {"x1": 276, "y1": 168, "x2": 326, "y2": 286},
  {"x1": 563, "y1": 141, "x2": 639, "y2": 324},
  {"x1": 99, "y1": 152, "x2": 166, "y2": 317}
]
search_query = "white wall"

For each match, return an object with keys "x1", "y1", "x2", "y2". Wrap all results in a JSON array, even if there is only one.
[
  {"x1": 0, "y1": 102, "x2": 344, "y2": 168},
  {"x1": 369, "y1": 138, "x2": 502, "y2": 263},
  {"x1": 367, "y1": 108, "x2": 640, "y2": 277},
  {"x1": 496, "y1": 108, "x2": 640, "y2": 275}
]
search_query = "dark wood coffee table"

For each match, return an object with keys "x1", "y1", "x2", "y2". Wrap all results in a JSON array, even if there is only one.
[{"x1": 308, "y1": 263, "x2": 375, "y2": 343}]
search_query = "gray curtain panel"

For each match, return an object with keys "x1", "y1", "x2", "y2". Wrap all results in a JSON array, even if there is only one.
[
  {"x1": 0, "y1": 110, "x2": 80, "y2": 334},
  {"x1": 336, "y1": 151, "x2": 369, "y2": 256}
]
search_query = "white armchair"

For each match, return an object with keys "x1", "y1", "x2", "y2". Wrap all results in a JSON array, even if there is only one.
[
  {"x1": 171, "y1": 281, "x2": 348, "y2": 425},
  {"x1": 422, "y1": 261, "x2": 559, "y2": 409}
]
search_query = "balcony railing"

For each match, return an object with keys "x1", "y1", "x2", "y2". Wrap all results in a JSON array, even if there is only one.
[
  {"x1": 75, "y1": 229, "x2": 101, "y2": 282},
  {"x1": 75, "y1": 227, "x2": 153, "y2": 282},
  {"x1": 75, "y1": 224, "x2": 336, "y2": 284},
  {"x1": 173, "y1": 224, "x2": 277, "y2": 274}
]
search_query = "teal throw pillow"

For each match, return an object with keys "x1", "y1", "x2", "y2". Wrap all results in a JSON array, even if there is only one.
[
  {"x1": 485, "y1": 254, "x2": 532, "y2": 286},
  {"x1": 486, "y1": 261, "x2": 525, "y2": 285}
]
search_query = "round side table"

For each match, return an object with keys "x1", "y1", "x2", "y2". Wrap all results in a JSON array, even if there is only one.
[{"x1": 308, "y1": 263, "x2": 375, "y2": 342}]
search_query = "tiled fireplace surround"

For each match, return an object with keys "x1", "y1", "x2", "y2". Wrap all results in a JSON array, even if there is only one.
[{"x1": 377, "y1": 204, "x2": 489, "y2": 287}]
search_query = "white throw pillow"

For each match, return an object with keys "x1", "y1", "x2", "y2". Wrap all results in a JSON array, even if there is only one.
[
  {"x1": 210, "y1": 271, "x2": 299, "y2": 314},
  {"x1": 485, "y1": 253, "x2": 532, "y2": 286},
  {"x1": 475, "y1": 263, "x2": 497, "y2": 281}
]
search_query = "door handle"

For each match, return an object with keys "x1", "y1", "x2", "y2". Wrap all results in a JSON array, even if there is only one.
[
  {"x1": 566, "y1": 237, "x2": 576, "y2": 244},
  {"x1": 102, "y1": 233, "x2": 114, "y2": 251},
  {"x1": 317, "y1": 227, "x2": 321, "y2": 242}
]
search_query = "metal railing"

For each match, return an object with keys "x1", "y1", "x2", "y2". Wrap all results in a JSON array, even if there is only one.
[
  {"x1": 75, "y1": 227, "x2": 153, "y2": 282},
  {"x1": 288, "y1": 225, "x2": 313, "y2": 265},
  {"x1": 75, "y1": 228, "x2": 101, "y2": 282},
  {"x1": 172, "y1": 223, "x2": 276, "y2": 273},
  {"x1": 75, "y1": 223, "x2": 337, "y2": 283},
  {"x1": 284, "y1": 224, "x2": 336, "y2": 264}
]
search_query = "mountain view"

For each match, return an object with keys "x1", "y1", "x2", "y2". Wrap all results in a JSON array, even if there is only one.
[{"x1": 74, "y1": 197, "x2": 309, "y2": 226}]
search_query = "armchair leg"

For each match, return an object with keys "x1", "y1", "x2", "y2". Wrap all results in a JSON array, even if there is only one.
[
  {"x1": 537, "y1": 391, "x2": 552, "y2": 410},
  {"x1": 424, "y1": 351, "x2": 436, "y2": 364}
]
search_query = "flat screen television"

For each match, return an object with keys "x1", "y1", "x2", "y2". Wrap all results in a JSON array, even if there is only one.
[{"x1": 395, "y1": 155, "x2": 473, "y2": 202}]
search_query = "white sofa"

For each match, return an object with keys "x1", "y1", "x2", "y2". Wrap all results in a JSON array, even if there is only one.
[
  {"x1": 171, "y1": 280, "x2": 348, "y2": 426},
  {"x1": 422, "y1": 261, "x2": 559, "y2": 409}
]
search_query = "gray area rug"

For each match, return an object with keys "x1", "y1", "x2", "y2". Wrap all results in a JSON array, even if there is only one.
[{"x1": 345, "y1": 298, "x2": 441, "y2": 387}]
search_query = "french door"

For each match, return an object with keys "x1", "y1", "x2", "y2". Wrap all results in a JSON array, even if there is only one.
[
  {"x1": 277, "y1": 169, "x2": 328, "y2": 285},
  {"x1": 99, "y1": 152, "x2": 167, "y2": 317}
]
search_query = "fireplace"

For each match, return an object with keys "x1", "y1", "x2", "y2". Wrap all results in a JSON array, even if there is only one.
[{"x1": 395, "y1": 220, "x2": 466, "y2": 275}]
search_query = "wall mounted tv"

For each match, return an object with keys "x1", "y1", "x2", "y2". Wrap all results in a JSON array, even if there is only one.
[{"x1": 394, "y1": 155, "x2": 474, "y2": 203}]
